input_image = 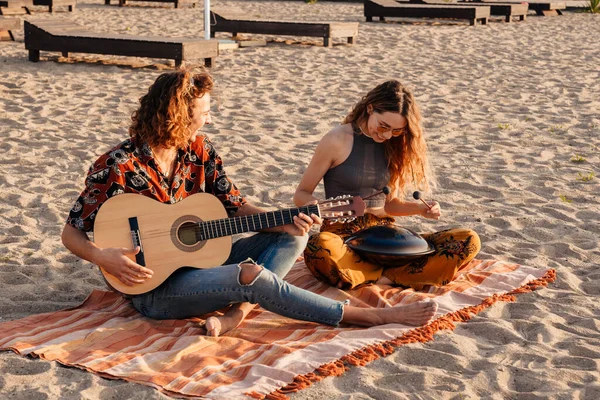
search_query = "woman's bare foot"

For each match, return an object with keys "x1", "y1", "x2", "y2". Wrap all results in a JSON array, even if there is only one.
[{"x1": 376, "y1": 276, "x2": 394, "y2": 285}]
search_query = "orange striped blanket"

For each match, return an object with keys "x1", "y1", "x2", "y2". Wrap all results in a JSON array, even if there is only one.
[{"x1": 0, "y1": 259, "x2": 554, "y2": 399}]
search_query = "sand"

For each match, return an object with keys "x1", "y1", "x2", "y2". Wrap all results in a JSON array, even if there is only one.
[{"x1": 0, "y1": 1, "x2": 599, "y2": 398}]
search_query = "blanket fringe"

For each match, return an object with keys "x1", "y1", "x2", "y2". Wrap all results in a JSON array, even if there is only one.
[{"x1": 248, "y1": 269, "x2": 556, "y2": 400}]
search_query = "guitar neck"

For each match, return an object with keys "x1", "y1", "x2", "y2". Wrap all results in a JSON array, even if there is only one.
[{"x1": 197, "y1": 204, "x2": 320, "y2": 240}]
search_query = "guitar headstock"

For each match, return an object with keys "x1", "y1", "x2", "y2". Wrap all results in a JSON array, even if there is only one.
[{"x1": 318, "y1": 195, "x2": 365, "y2": 222}]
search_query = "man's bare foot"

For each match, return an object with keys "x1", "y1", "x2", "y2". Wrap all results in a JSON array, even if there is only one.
[
  {"x1": 204, "y1": 314, "x2": 238, "y2": 337},
  {"x1": 204, "y1": 316, "x2": 222, "y2": 337},
  {"x1": 204, "y1": 306, "x2": 250, "y2": 337},
  {"x1": 382, "y1": 300, "x2": 438, "y2": 326},
  {"x1": 342, "y1": 300, "x2": 438, "y2": 327}
]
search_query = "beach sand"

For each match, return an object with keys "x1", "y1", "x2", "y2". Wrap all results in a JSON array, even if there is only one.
[{"x1": 1, "y1": 1, "x2": 599, "y2": 398}]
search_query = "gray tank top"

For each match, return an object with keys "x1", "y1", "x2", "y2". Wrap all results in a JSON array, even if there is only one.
[{"x1": 323, "y1": 132, "x2": 390, "y2": 208}]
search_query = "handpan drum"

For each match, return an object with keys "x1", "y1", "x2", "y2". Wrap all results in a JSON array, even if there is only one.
[{"x1": 345, "y1": 225, "x2": 435, "y2": 268}]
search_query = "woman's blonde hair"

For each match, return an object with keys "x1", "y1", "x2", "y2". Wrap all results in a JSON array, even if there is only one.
[
  {"x1": 343, "y1": 80, "x2": 435, "y2": 195},
  {"x1": 129, "y1": 68, "x2": 214, "y2": 149}
]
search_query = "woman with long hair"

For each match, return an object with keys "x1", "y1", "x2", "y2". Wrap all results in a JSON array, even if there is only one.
[{"x1": 295, "y1": 80, "x2": 481, "y2": 290}]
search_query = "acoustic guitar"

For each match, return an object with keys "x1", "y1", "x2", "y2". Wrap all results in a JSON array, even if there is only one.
[{"x1": 93, "y1": 193, "x2": 365, "y2": 295}]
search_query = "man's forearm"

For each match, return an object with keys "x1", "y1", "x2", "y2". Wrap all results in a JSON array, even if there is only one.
[{"x1": 61, "y1": 224, "x2": 102, "y2": 265}]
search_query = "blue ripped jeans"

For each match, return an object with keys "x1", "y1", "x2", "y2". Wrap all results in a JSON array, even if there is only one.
[{"x1": 131, "y1": 232, "x2": 345, "y2": 326}]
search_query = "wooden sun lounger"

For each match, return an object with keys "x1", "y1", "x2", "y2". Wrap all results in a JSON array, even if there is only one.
[
  {"x1": 0, "y1": 0, "x2": 32, "y2": 15},
  {"x1": 0, "y1": 16, "x2": 19, "y2": 40},
  {"x1": 32, "y1": 0, "x2": 76, "y2": 12},
  {"x1": 24, "y1": 20, "x2": 218, "y2": 67},
  {"x1": 364, "y1": 0, "x2": 491, "y2": 26},
  {"x1": 210, "y1": 6, "x2": 359, "y2": 47},
  {"x1": 404, "y1": 0, "x2": 527, "y2": 22},
  {"x1": 465, "y1": 0, "x2": 566, "y2": 16},
  {"x1": 563, "y1": 0, "x2": 589, "y2": 10},
  {"x1": 104, "y1": 0, "x2": 196, "y2": 9}
]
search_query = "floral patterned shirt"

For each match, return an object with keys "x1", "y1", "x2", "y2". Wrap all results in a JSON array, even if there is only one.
[{"x1": 66, "y1": 135, "x2": 246, "y2": 232}]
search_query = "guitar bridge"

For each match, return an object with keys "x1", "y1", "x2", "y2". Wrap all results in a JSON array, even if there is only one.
[{"x1": 128, "y1": 217, "x2": 146, "y2": 266}]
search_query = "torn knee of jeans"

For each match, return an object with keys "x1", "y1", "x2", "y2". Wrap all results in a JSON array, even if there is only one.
[{"x1": 237, "y1": 259, "x2": 264, "y2": 286}]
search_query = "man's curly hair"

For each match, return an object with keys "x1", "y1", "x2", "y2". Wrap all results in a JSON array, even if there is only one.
[{"x1": 129, "y1": 68, "x2": 214, "y2": 149}]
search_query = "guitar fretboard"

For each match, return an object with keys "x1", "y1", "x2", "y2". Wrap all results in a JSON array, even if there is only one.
[{"x1": 196, "y1": 204, "x2": 320, "y2": 241}]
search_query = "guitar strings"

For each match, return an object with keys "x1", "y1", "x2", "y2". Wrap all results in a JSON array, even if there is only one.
[
  {"x1": 122, "y1": 204, "x2": 321, "y2": 243},
  {"x1": 191, "y1": 204, "x2": 320, "y2": 240}
]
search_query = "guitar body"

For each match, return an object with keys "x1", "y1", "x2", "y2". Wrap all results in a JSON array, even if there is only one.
[{"x1": 94, "y1": 193, "x2": 231, "y2": 295}]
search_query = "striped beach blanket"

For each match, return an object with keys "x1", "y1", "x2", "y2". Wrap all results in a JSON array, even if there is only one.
[{"x1": 0, "y1": 259, "x2": 554, "y2": 399}]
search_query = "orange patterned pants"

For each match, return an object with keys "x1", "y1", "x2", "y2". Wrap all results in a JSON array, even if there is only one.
[{"x1": 304, "y1": 214, "x2": 481, "y2": 290}]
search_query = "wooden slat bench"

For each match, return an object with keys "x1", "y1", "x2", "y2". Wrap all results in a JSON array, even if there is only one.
[
  {"x1": 523, "y1": 1, "x2": 566, "y2": 16},
  {"x1": 405, "y1": 0, "x2": 527, "y2": 22},
  {"x1": 104, "y1": 0, "x2": 196, "y2": 9},
  {"x1": 24, "y1": 20, "x2": 218, "y2": 67},
  {"x1": 563, "y1": 0, "x2": 589, "y2": 10},
  {"x1": 210, "y1": 6, "x2": 359, "y2": 47},
  {"x1": 32, "y1": 0, "x2": 76, "y2": 12},
  {"x1": 364, "y1": 0, "x2": 491, "y2": 25},
  {"x1": 467, "y1": 0, "x2": 566, "y2": 16},
  {"x1": 0, "y1": 0, "x2": 32, "y2": 15},
  {"x1": 0, "y1": 16, "x2": 19, "y2": 40}
]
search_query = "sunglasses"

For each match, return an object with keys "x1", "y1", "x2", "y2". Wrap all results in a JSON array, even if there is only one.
[{"x1": 373, "y1": 114, "x2": 408, "y2": 136}]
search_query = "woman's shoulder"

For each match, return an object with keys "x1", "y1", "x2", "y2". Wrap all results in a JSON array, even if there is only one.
[{"x1": 319, "y1": 123, "x2": 354, "y2": 149}]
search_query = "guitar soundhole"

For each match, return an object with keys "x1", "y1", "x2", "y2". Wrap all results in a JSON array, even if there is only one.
[
  {"x1": 171, "y1": 215, "x2": 205, "y2": 253},
  {"x1": 177, "y1": 222, "x2": 198, "y2": 246}
]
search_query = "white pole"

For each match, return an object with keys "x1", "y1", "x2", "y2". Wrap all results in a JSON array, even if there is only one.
[{"x1": 204, "y1": 0, "x2": 211, "y2": 40}]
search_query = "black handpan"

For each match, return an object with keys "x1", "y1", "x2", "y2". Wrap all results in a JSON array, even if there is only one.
[{"x1": 345, "y1": 225, "x2": 435, "y2": 267}]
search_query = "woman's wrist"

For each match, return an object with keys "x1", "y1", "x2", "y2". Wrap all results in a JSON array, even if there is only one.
[{"x1": 417, "y1": 202, "x2": 430, "y2": 217}]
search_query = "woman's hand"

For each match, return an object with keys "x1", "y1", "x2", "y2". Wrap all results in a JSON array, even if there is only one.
[
  {"x1": 95, "y1": 247, "x2": 154, "y2": 286},
  {"x1": 420, "y1": 201, "x2": 441, "y2": 220}
]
